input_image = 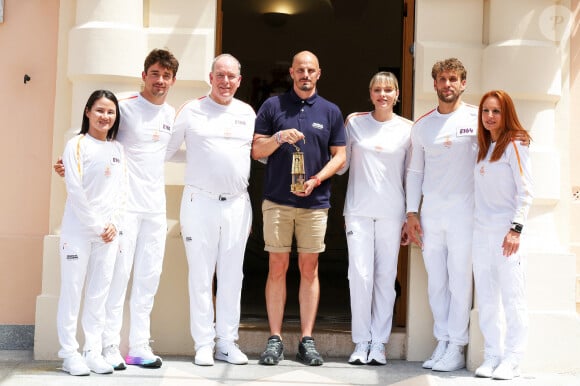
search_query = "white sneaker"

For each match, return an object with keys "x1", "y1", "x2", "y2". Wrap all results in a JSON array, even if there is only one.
[
  {"x1": 102, "y1": 344, "x2": 126, "y2": 370},
  {"x1": 215, "y1": 341, "x2": 248, "y2": 365},
  {"x1": 367, "y1": 342, "x2": 387, "y2": 365},
  {"x1": 126, "y1": 344, "x2": 162, "y2": 368},
  {"x1": 474, "y1": 356, "x2": 500, "y2": 378},
  {"x1": 422, "y1": 340, "x2": 448, "y2": 369},
  {"x1": 62, "y1": 353, "x2": 90, "y2": 376},
  {"x1": 83, "y1": 350, "x2": 114, "y2": 374},
  {"x1": 195, "y1": 344, "x2": 215, "y2": 366},
  {"x1": 348, "y1": 342, "x2": 369, "y2": 365},
  {"x1": 492, "y1": 358, "x2": 520, "y2": 380},
  {"x1": 432, "y1": 344, "x2": 465, "y2": 372}
]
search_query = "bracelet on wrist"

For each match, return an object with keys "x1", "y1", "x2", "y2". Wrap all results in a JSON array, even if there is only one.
[
  {"x1": 406, "y1": 212, "x2": 418, "y2": 218},
  {"x1": 275, "y1": 131, "x2": 283, "y2": 145},
  {"x1": 310, "y1": 175, "x2": 321, "y2": 187}
]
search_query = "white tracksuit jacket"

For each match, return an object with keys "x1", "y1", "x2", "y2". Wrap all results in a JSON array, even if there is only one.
[
  {"x1": 57, "y1": 133, "x2": 125, "y2": 358},
  {"x1": 339, "y1": 111, "x2": 411, "y2": 344},
  {"x1": 473, "y1": 140, "x2": 533, "y2": 362},
  {"x1": 166, "y1": 95, "x2": 255, "y2": 349},
  {"x1": 406, "y1": 103, "x2": 479, "y2": 345}
]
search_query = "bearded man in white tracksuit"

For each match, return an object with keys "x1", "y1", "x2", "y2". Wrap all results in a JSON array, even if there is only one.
[
  {"x1": 405, "y1": 58, "x2": 477, "y2": 372},
  {"x1": 166, "y1": 54, "x2": 255, "y2": 367}
]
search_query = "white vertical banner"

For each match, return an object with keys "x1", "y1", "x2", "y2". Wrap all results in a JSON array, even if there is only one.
[{"x1": 0, "y1": 0, "x2": 4, "y2": 23}]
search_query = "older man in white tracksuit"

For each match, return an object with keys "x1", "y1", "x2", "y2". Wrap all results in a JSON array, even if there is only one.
[{"x1": 166, "y1": 54, "x2": 255, "y2": 367}]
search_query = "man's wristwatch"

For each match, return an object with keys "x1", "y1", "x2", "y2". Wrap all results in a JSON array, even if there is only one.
[{"x1": 510, "y1": 222, "x2": 523, "y2": 233}]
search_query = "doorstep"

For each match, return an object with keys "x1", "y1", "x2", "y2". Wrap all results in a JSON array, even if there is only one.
[{"x1": 237, "y1": 317, "x2": 406, "y2": 359}]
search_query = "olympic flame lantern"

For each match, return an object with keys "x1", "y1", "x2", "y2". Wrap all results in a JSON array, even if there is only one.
[{"x1": 290, "y1": 142, "x2": 306, "y2": 193}]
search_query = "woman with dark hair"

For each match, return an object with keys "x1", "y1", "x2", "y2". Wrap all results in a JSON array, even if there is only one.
[
  {"x1": 472, "y1": 90, "x2": 533, "y2": 380},
  {"x1": 56, "y1": 90, "x2": 125, "y2": 376},
  {"x1": 78, "y1": 89, "x2": 121, "y2": 140}
]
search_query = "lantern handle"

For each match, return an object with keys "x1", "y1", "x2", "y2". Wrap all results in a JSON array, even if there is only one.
[{"x1": 292, "y1": 137, "x2": 306, "y2": 152}]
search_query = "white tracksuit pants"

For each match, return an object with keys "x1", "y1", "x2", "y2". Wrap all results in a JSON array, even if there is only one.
[
  {"x1": 102, "y1": 211, "x2": 167, "y2": 349},
  {"x1": 421, "y1": 206, "x2": 473, "y2": 346},
  {"x1": 57, "y1": 233, "x2": 118, "y2": 358},
  {"x1": 346, "y1": 216, "x2": 402, "y2": 344},
  {"x1": 473, "y1": 226, "x2": 528, "y2": 361},
  {"x1": 180, "y1": 185, "x2": 252, "y2": 350}
]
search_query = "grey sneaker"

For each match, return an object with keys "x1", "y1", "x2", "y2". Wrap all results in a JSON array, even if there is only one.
[
  {"x1": 297, "y1": 336, "x2": 323, "y2": 366},
  {"x1": 259, "y1": 335, "x2": 284, "y2": 365}
]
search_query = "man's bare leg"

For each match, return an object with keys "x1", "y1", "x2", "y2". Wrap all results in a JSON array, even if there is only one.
[
  {"x1": 260, "y1": 252, "x2": 290, "y2": 365},
  {"x1": 265, "y1": 252, "x2": 290, "y2": 337},
  {"x1": 298, "y1": 252, "x2": 320, "y2": 337}
]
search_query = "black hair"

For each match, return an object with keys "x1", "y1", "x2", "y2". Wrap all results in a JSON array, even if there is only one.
[{"x1": 80, "y1": 90, "x2": 121, "y2": 140}]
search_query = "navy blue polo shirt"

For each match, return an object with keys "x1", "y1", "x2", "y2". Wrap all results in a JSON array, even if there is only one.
[{"x1": 254, "y1": 89, "x2": 346, "y2": 209}]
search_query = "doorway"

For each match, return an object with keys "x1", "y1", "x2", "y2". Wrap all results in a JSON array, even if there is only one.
[{"x1": 220, "y1": 0, "x2": 414, "y2": 329}]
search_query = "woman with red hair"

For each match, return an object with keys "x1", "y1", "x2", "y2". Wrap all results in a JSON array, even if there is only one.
[{"x1": 472, "y1": 90, "x2": 533, "y2": 380}]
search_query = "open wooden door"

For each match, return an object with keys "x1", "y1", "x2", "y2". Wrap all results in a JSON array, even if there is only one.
[{"x1": 217, "y1": 0, "x2": 415, "y2": 330}]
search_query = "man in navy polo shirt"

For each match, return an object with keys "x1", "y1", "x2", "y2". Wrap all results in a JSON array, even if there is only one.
[{"x1": 251, "y1": 50, "x2": 346, "y2": 366}]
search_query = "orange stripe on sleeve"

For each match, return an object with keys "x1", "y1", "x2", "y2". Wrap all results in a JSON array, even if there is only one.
[
  {"x1": 344, "y1": 111, "x2": 369, "y2": 126},
  {"x1": 511, "y1": 140, "x2": 523, "y2": 176},
  {"x1": 76, "y1": 135, "x2": 85, "y2": 178}
]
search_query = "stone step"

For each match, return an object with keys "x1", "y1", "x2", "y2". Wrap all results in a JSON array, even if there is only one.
[{"x1": 236, "y1": 318, "x2": 407, "y2": 359}]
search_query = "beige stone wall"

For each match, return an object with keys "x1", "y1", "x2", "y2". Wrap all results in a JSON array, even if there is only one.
[
  {"x1": 25, "y1": 0, "x2": 580, "y2": 371},
  {"x1": 35, "y1": 0, "x2": 216, "y2": 359},
  {"x1": 0, "y1": 0, "x2": 59, "y2": 325},
  {"x1": 569, "y1": 0, "x2": 580, "y2": 313},
  {"x1": 409, "y1": 0, "x2": 580, "y2": 372}
]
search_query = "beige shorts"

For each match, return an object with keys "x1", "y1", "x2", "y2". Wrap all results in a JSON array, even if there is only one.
[{"x1": 262, "y1": 199, "x2": 328, "y2": 253}]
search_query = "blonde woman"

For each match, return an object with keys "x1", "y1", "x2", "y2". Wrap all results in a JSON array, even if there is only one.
[{"x1": 339, "y1": 72, "x2": 411, "y2": 365}]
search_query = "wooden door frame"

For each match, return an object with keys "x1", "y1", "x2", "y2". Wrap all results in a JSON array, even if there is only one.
[
  {"x1": 402, "y1": 0, "x2": 415, "y2": 120},
  {"x1": 401, "y1": 0, "x2": 415, "y2": 120},
  {"x1": 394, "y1": 0, "x2": 415, "y2": 327},
  {"x1": 216, "y1": 0, "x2": 223, "y2": 55}
]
